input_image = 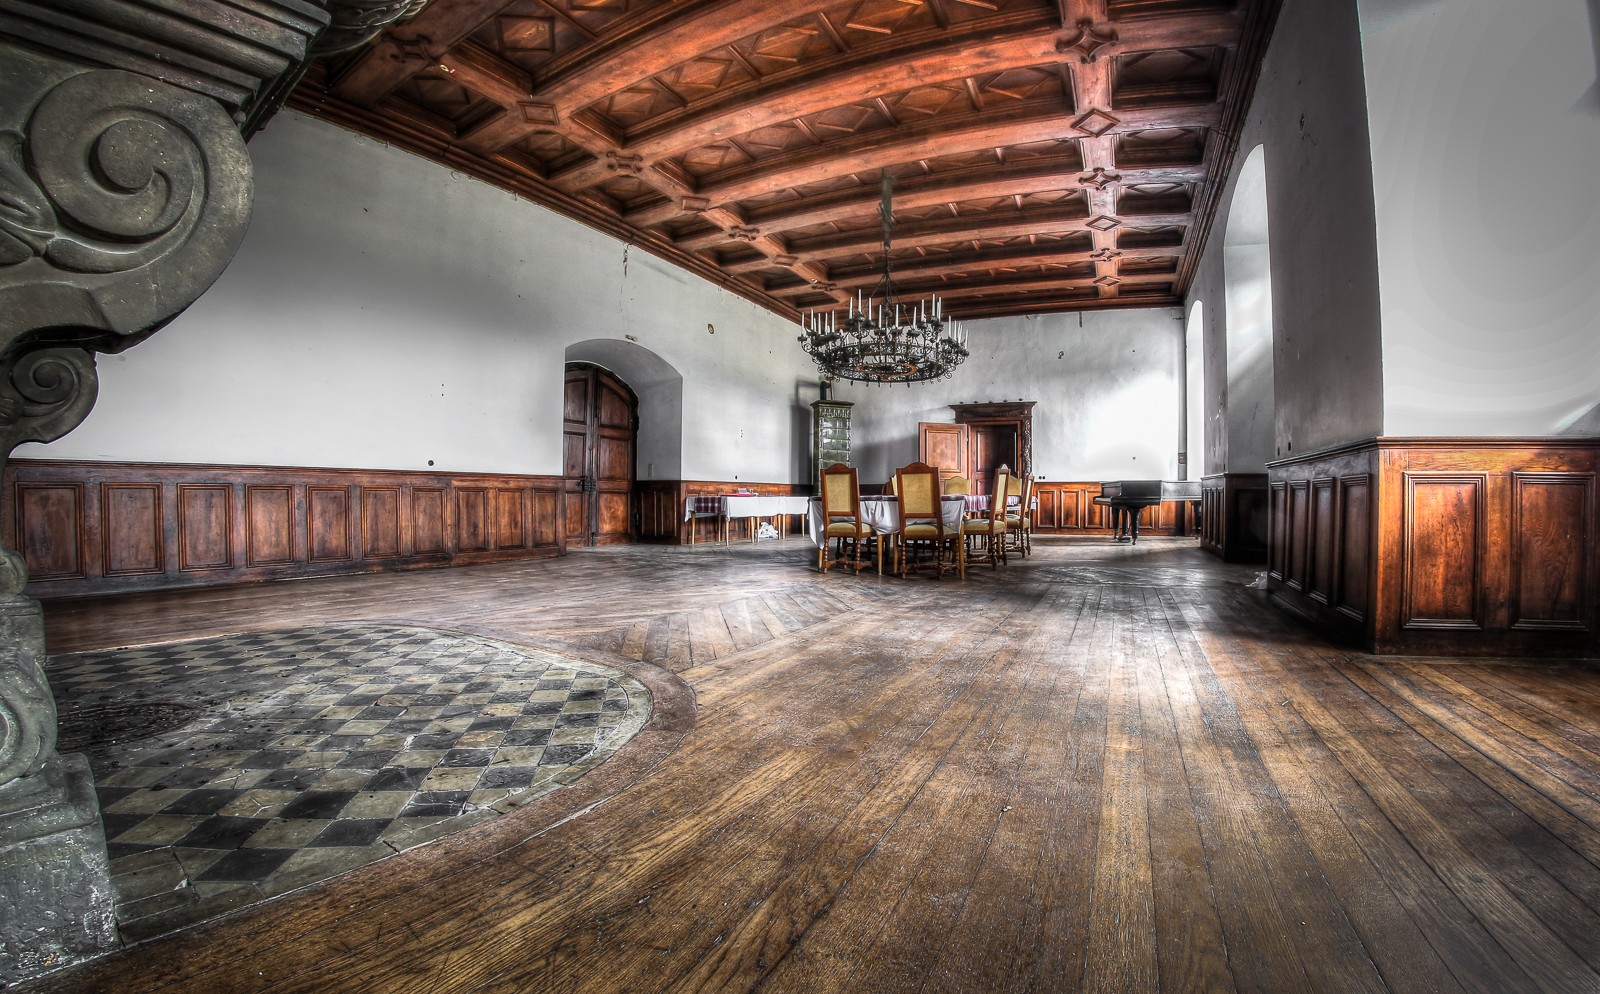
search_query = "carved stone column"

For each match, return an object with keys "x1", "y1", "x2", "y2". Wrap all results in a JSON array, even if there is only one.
[{"x1": 0, "y1": 0, "x2": 330, "y2": 979}]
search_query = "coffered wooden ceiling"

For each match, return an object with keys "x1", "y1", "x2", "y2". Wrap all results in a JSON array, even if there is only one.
[{"x1": 289, "y1": 0, "x2": 1280, "y2": 321}]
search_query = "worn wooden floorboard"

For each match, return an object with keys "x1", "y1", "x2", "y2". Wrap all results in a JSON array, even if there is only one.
[
  {"x1": 1157, "y1": 590, "x2": 1468, "y2": 994},
  {"x1": 27, "y1": 539, "x2": 1600, "y2": 994}
]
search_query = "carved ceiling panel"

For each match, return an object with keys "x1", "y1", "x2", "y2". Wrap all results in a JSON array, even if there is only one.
[{"x1": 290, "y1": 0, "x2": 1280, "y2": 319}]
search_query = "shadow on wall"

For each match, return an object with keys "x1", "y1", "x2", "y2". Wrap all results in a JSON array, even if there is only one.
[
  {"x1": 792, "y1": 378, "x2": 825, "y2": 488},
  {"x1": 1561, "y1": 401, "x2": 1600, "y2": 434}
]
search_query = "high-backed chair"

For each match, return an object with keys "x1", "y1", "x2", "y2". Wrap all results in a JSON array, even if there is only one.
[
  {"x1": 894, "y1": 462, "x2": 961, "y2": 579},
  {"x1": 943, "y1": 475, "x2": 971, "y2": 496},
  {"x1": 1005, "y1": 475, "x2": 1035, "y2": 557},
  {"x1": 818, "y1": 463, "x2": 869, "y2": 574},
  {"x1": 962, "y1": 470, "x2": 1010, "y2": 569}
]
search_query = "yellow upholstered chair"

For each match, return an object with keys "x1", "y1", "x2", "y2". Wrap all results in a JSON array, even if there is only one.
[
  {"x1": 1005, "y1": 475, "x2": 1035, "y2": 557},
  {"x1": 943, "y1": 475, "x2": 971, "y2": 496},
  {"x1": 961, "y1": 470, "x2": 1010, "y2": 569},
  {"x1": 894, "y1": 462, "x2": 961, "y2": 579},
  {"x1": 818, "y1": 463, "x2": 868, "y2": 574}
]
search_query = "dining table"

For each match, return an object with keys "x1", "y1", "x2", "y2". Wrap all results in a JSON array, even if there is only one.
[
  {"x1": 806, "y1": 494, "x2": 968, "y2": 574},
  {"x1": 684, "y1": 493, "x2": 811, "y2": 544}
]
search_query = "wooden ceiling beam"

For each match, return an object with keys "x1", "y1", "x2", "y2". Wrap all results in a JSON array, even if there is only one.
[
  {"x1": 328, "y1": 0, "x2": 521, "y2": 107},
  {"x1": 622, "y1": 101, "x2": 1218, "y2": 228},
  {"x1": 536, "y1": 0, "x2": 848, "y2": 111},
  {"x1": 674, "y1": 162, "x2": 1089, "y2": 252},
  {"x1": 787, "y1": 271, "x2": 1161, "y2": 311},
  {"x1": 615, "y1": 8, "x2": 1242, "y2": 162},
  {"x1": 826, "y1": 246, "x2": 1110, "y2": 288},
  {"x1": 955, "y1": 292, "x2": 1177, "y2": 320},
  {"x1": 434, "y1": 40, "x2": 532, "y2": 108},
  {"x1": 301, "y1": 0, "x2": 1268, "y2": 324},
  {"x1": 726, "y1": 207, "x2": 1094, "y2": 273}
]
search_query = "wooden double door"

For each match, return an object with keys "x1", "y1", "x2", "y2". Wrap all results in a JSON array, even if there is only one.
[{"x1": 563, "y1": 364, "x2": 636, "y2": 547}]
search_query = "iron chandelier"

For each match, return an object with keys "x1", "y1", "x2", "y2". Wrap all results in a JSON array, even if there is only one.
[{"x1": 796, "y1": 177, "x2": 969, "y2": 384}]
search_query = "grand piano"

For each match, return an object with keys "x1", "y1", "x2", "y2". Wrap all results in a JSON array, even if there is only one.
[{"x1": 1094, "y1": 480, "x2": 1202, "y2": 544}]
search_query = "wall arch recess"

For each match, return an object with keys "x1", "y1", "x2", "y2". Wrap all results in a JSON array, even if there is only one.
[{"x1": 564, "y1": 339, "x2": 684, "y2": 482}]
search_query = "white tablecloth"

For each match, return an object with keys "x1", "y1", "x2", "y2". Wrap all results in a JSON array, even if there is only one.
[
  {"x1": 723, "y1": 495, "x2": 811, "y2": 521},
  {"x1": 805, "y1": 495, "x2": 965, "y2": 548},
  {"x1": 683, "y1": 494, "x2": 811, "y2": 521}
]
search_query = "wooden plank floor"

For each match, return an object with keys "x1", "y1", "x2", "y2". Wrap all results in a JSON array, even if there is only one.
[{"x1": 28, "y1": 537, "x2": 1600, "y2": 994}]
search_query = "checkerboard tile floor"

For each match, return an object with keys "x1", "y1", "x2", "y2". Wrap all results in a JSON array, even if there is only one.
[{"x1": 48, "y1": 624, "x2": 651, "y2": 940}]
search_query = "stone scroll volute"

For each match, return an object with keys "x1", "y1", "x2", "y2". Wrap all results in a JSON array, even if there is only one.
[{"x1": 0, "y1": 59, "x2": 253, "y2": 786}]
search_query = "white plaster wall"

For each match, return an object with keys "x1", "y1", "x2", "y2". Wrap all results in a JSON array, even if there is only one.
[
  {"x1": 1186, "y1": 0, "x2": 1386, "y2": 467},
  {"x1": 1360, "y1": 0, "x2": 1600, "y2": 435},
  {"x1": 1224, "y1": 243, "x2": 1277, "y2": 472},
  {"x1": 838, "y1": 308, "x2": 1183, "y2": 485},
  {"x1": 1184, "y1": 300, "x2": 1205, "y2": 479},
  {"x1": 20, "y1": 113, "x2": 818, "y2": 483}
]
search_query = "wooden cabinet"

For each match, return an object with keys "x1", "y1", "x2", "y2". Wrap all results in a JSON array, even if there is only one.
[{"x1": 812, "y1": 400, "x2": 853, "y2": 491}]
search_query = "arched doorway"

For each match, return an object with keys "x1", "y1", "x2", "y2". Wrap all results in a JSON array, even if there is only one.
[{"x1": 563, "y1": 363, "x2": 637, "y2": 546}]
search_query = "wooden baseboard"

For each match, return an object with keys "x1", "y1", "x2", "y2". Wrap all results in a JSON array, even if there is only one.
[{"x1": 3, "y1": 459, "x2": 565, "y2": 599}]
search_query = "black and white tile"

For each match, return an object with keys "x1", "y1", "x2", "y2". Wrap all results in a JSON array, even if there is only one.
[{"x1": 49, "y1": 624, "x2": 651, "y2": 940}]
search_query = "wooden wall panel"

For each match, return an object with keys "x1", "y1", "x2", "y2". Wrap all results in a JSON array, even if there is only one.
[
  {"x1": 101, "y1": 484, "x2": 162, "y2": 577},
  {"x1": 245, "y1": 486, "x2": 292, "y2": 568},
  {"x1": 361, "y1": 487, "x2": 403, "y2": 559},
  {"x1": 1203, "y1": 473, "x2": 1269, "y2": 563},
  {"x1": 413, "y1": 487, "x2": 446, "y2": 555},
  {"x1": 534, "y1": 490, "x2": 561, "y2": 547},
  {"x1": 1309, "y1": 480, "x2": 1335, "y2": 605},
  {"x1": 4, "y1": 461, "x2": 563, "y2": 598},
  {"x1": 1267, "y1": 483, "x2": 1288, "y2": 580},
  {"x1": 1510, "y1": 472, "x2": 1594, "y2": 631},
  {"x1": 17, "y1": 484, "x2": 83, "y2": 580},
  {"x1": 493, "y1": 489, "x2": 527, "y2": 551},
  {"x1": 309, "y1": 487, "x2": 353, "y2": 563},
  {"x1": 1026, "y1": 483, "x2": 1181, "y2": 537},
  {"x1": 1202, "y1": 481, "x2": 1224, "y2": 553},
  {"x1": 1267, "y1": 438, "x2": 1597, "y2": 657},
  {"x1": 1337, "y1": 476, "x2": 1371, "y2": 623},
  {"x1": 1035, "y1": 487, "x2": 1063, "y2": 531},
  {"x1": 1403, "y1": 475, "x2": 1484, "y2": 630},
  {"x1": 182, "y1": 485, "x2": 234, "y2": 571},
  {"x1": 457, "y1": 489, "x2": 489, "y2": 553},
  {"x1": 1286, "y1": 482, "x2": 1310, "y2": 592}
]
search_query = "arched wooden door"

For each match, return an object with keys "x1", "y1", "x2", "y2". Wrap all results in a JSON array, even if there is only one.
[{"x1": 563, "y1": 363, "x2": 637, "y2": 547}]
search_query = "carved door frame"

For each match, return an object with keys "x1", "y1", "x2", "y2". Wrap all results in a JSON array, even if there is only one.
[{"x1": 951, "y1": 402, "x2": 1036, "y2": 491}]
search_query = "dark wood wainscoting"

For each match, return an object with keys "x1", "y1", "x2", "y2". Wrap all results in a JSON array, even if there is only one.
[
  {"x1": 1031, "y1": 481, "x2": 1189, "y2": 536},
  {"x1": 1266, "y1": 437, "x2": 1600, "y2": 657},
  {"x1": 1200, "y1": 472, "x2": 1270, "y2": 562},
  {"x1": 635, "y1": 481, "x2": 809, "y2": 544},
  {"x1": 639, "y1": 479, "x2": 1196, "y2": 544},
  {"x1": 4, "y1": 460, "x2": 564, "y2": 599}
]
